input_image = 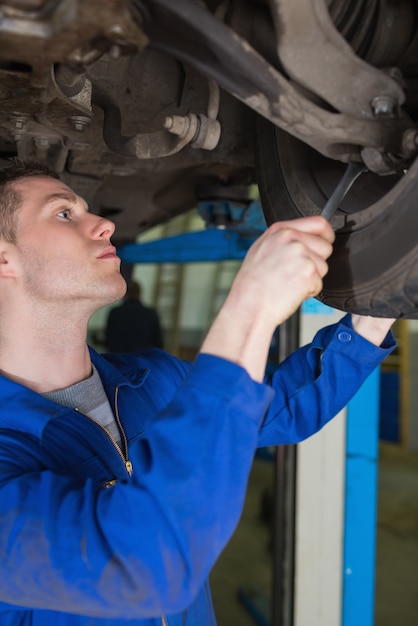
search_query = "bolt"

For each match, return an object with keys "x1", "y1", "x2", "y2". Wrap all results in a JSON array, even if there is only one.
[
  {"x1": 10, "y1": 114, "x2": 29, "y2": 130},
  {"x1": 9, "y1": 115, "x2": 29, "y2": 142},
  {"x1": 361, "y1": 146, "x2": 397, "y2": 175},
  {"x1": 34, "y1": 136, "x2": 50, "y2": 149},
  {"x1": 163, "y1": 115, "x2": 190, "y2": 137},
  {"x1": 371, "y1": 95, "x2": 397, "y2": 118},
  {"x1": 109, "y1": 44, "x2": 121, "y2": 60},
  {"x1": 163, "y1": 116, "x2": 174, "y2": 130},
  {"x1": 69, "y1": 115, "x2": 90, "y2": 132}
]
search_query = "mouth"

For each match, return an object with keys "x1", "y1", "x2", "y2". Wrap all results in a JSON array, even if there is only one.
[{"x1": 97, "y1": 246, "x2": 119, "y2": 260}]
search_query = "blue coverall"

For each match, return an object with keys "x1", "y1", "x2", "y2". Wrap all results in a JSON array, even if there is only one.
[{"x1": 0, "y1": 314, "x2": 395, "y2": 625}]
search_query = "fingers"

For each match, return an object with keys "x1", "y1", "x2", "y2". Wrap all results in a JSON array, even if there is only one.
[
  {"x1": 282, "y1": 243, "x2": 328, "y2": 298},
  {"x1": 279, "y1": 221, "x2": 334, "y2": 296},
  {"x1": 252, "y1": 217, "x2": 334, "y2": 271},
  {"x1": 268, "y1": 216, "x2": 335, "y2": 244},
  {"x1": 300, "y1": 247, "x2": 329, "y2": 283},
  {"x1": 275, "y1": 229, "x2": 333, "y2": 265}
]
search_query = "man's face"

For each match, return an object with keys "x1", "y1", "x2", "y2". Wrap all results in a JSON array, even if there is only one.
[{"x1": 8, "y1": 176, "x2": 126, "y2": 308}]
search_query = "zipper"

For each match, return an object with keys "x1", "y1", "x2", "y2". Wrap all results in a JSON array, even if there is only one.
[
  {"x1": 77, "y1": 394, "x2": 164, "y2": 622},
  {"x1": 114, "y1": 389, "x2": 163, "y2": 626},
  {"x1": 113, "y1": 386, "x2": 133, "y2": 476},
  {"x1": 75, "y1": 385, "x2": 133, "y2": 477}
]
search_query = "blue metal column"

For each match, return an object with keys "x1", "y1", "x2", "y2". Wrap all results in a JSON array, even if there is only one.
[{"x1": 343, "y1": 368, "x2": 381, "y2": 626}]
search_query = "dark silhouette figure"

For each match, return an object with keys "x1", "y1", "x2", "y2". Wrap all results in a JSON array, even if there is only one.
[{"x1": 105, "y1": 281, "x2": 163, "y2": 352}]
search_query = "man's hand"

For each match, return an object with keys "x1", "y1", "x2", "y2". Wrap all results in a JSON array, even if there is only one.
[
  {"x1": 201, "y1": 216, "x2": 335, "y2": 381},
  {"x1": 230, "y1": 216, "x2": 335, "y2": 328}
]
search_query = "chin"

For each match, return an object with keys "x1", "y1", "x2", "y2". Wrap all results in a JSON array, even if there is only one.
[
  {"x1": 99, "y1": 274, "x2": 127, "y2": 305},
  {"x1": 113, "y1": 276, "x2": 128, "y2": 299}
]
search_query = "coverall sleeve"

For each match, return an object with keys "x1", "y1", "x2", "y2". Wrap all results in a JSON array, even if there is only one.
[
  {"x1": 258, "y1": 313, "x2": 396, "y2": 446},
  {"x1": 0, "y1": 355, "x2": 273, "y2": 619}
]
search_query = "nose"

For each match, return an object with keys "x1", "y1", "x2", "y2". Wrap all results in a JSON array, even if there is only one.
[{"x1": 90, "y1": 214, "x2": 116, "y2": 240}]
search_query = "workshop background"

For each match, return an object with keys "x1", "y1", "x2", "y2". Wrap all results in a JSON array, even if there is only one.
[{"x1": 89, "y1": 208, "x2": 418, "y2": 626}]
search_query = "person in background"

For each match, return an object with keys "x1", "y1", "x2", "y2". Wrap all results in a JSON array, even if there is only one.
[
  {"x1": 0, "y1": 159, "x2": 396, "y2": 626},
  {"x1": 105, "y1": 279, "x2": 163, "y2": 352}
]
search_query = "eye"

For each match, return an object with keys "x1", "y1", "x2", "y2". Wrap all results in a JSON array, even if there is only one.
[{"x1": 57, "y1": 208, "x2": 72, "y2": 220}]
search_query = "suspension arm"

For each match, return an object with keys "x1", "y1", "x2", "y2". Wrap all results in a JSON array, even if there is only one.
[{"x1": 269, "y1": 0, "x2": 405, "y2": 119}]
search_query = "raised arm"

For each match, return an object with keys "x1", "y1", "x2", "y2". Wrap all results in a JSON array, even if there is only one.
[{"x1": 258, "y1": 313, "x2": 396, "y2": 446}]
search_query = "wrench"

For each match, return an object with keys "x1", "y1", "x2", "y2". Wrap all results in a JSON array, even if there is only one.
[{"x1": 320, "y1": 161, "x2": 367, "y2": 221}]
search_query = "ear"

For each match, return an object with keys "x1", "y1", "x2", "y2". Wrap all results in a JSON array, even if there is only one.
[{"x1": 0, "y1": 246, "x2": 17, "y2": 279}]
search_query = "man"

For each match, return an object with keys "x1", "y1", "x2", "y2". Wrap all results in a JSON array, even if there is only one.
[
  {"x1": 105, "y1": 280, "x2": 164, "y2": 352},
  {"x1": 0, "y1": 160, "x2": 395, "y2": 626}
]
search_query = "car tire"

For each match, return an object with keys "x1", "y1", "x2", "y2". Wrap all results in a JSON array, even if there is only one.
[{"x1": 255, "y1": 115, "x2": 418, "y2": 319}]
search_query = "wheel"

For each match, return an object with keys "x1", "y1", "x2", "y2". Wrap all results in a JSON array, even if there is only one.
[{"x1": 255, "y1": 116, "x2": 418, "y2": 319}]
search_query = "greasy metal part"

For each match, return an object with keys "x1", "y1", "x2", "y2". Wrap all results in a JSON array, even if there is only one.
[
  {"x1": 370, "y1": 95, "x2": 398, "y2": 118},
  {"x1": 0, "y1": 0, "x2": 416, "y2": 247},
  {"x1": 92, "y1": 84, "x2": 220, "y2": 158},
  {"x1": 54, "y1": 64, "x2": 87, "y2": 98},
  {"x1": 163, "y1": 77, "x2": 221, "y2": 151},
  {"x1": 320, "y1": 161, "x2": 367, "y2": 220},
  {"x1": 9, "y1": 122, "x2": 71, "y2": 172},
  {"x1": 0, "y1": 0, "x2": 148, "y2": 70},
  {"x1": 207, "y1": 78, "x2": 220, "y2": 120},
  {"x1": 134, "y1": 0, "x2": 412, "y2": 166},
  {"x1": 0, "y1": 0, "x2": 49, "y2": 9},
  {"x1": 163, "y1": 112, "x2": 221, "y2": 151},
  {"x1": 0, "y1": 0, "x2": 77, "y2": 38},
  {"x1": 0, "y1": 71, "x2": 93, "y2": 170},
  {"x1": 270, "y1": 0, "x2": 405, "y2": 119},
  {"x1": 0, "y1": 1, "x2": 149, "y2": 169},
  {"x1": 0, "y1": 0, "x2": 413, "y2": 168}
]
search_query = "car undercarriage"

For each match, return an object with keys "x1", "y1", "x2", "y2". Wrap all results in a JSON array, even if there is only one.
[{"x1": 1, "y1": 0, "x2": 418, "y2": 317}]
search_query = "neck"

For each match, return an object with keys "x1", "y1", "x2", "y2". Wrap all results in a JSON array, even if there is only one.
[{"x1": 0, "y1": 300, "x2": 95, "y2": 393}]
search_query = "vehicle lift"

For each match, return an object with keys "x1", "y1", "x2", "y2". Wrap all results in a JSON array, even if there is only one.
[{"x1": 117, "y1": 198, "x2": 266, "y2": 264}]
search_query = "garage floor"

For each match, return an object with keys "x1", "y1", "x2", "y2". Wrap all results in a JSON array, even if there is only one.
[
  {"x1": 375, "y1": 442, "x2": 418, "y2": 626},
  {"x1": 210, "y1": 442, "x2": 418, "y2": 626}
]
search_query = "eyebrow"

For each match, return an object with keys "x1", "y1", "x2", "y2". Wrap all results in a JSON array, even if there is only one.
[
  {"x1": 44, "y1": 192, "x2": 78, "y2": 204},
  {"x1": 43, "y1": 192, "x2": 89, "y2": 211}
]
